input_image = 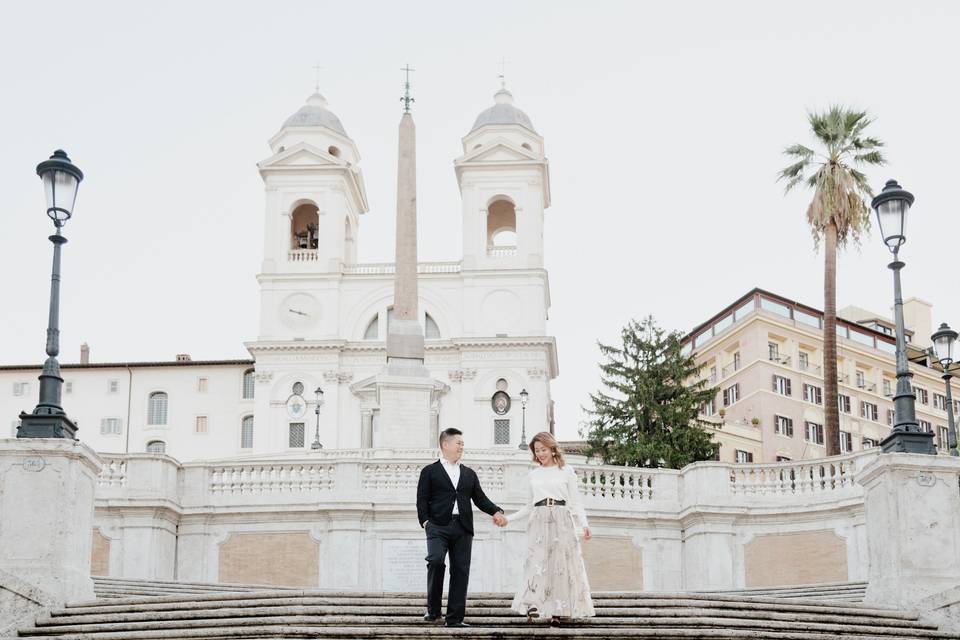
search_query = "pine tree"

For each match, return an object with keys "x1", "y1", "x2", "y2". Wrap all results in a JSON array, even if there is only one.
[{"x1": 580, "y1": 316, "x2": 719, "y2": 469}]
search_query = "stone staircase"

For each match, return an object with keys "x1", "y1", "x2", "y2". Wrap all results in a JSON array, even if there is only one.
[{"x1": 14, "y1": 579, "x2": 959, "y2": 639}]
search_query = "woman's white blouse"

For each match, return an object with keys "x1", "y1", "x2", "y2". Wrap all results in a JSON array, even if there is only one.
[{"x1": 505, "y1": 464, "x2": 589, "y2": 529}]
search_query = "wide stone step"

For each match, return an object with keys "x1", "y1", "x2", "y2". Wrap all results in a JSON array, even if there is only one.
[
  {"x1": 13, "y1": 625, "x2": 960, "y2": 640},
  {"x1": 34, "y1": 605, "x2": 936, "y2": 629},
  {"x1": 17, "y1": 613, "x2": 952, "y2": 636}
]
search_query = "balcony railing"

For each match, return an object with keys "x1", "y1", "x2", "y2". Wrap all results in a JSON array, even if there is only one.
[
  {"x1": 857, "y1": 381, "x2": 877, "y2": 393},
  {"x1": 721, "y1": 363, "x2": 740, "y2": 377},
  {"x1": 487, "y1": 245, "x2": 518, "y2": 257},
  {"x1": 288, "y1": 249, "x2": 319, "y2": 262},
  {"x1": 798, "y1": 362, "x2": 823, "y2": 375},
  {"x1": 768, "y1": 355, "x2": 792, "y2": 366},
  {"x1": 342, "y1": 262, "x2": 462, "y2": 275}
]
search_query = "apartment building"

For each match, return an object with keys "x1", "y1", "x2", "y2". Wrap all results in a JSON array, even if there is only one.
[{"x1": 684, "y1": 288, "x2": 957, "y2": 463}]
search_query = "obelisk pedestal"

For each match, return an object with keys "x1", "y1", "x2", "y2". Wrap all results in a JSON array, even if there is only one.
[{"x1": 375, "y1": 101, "x2": 435, "y2": 449}]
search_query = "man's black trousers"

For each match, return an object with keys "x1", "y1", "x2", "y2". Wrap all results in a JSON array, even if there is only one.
[{"x1": 424, "y1": 515, "x2": 472, "y2": 623}]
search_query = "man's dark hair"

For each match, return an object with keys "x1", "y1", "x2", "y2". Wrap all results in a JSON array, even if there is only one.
[{"x1": 439, "y1": 428, "x2": 463, "y2": 446}]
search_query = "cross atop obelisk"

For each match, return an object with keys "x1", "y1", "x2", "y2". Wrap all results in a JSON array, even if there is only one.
[{"x1": 400, "y1": 64, "x2": 415, "y2": 113}]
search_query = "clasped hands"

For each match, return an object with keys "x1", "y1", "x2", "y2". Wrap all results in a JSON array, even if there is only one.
[{"x1": 492, "y1": 512, "x2": 508, "y2": 527}]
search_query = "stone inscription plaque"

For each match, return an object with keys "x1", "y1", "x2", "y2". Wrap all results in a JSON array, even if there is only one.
[{"x1": 382, "y1": 539, "x2": 429, "y2": 592}]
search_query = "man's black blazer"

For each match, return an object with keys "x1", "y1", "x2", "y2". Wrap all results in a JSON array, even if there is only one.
[{"x1": 416, "y1": 460, "x2": 502, "y2": 535}]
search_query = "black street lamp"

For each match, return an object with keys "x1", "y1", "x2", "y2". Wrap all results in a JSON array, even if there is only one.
[
  {"x1": 871, "y1": 179, "x2": 935, "y2": 454},
  {"x1": 931, "y1": 322, "x2": 959, "y2": 456},
  {"x1": 518, "y1": 388, "x2": 529, "y2": 450},
  {"x1": 311, "y1": 386, "x2": 324, "y2": 450},
  {"x1": 18, "y1": 150, "x2": 83, "y2": 439}
]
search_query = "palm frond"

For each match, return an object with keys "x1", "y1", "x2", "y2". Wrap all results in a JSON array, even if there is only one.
[
  {"x1": 853, "y1": 150, "x2": 885, "y2": 165},
  {"x1": 783, "y1": 144, "x2": 815, "y2": 159}
]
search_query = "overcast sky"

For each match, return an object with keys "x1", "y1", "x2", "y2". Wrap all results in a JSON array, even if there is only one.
[{"x1": 2, "y1": 1, "x2": 959, "y2": 440}]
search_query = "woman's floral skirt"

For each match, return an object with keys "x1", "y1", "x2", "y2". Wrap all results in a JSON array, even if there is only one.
[{"x1": 510, "y1": 505, "x2": 595, "y2": 618}]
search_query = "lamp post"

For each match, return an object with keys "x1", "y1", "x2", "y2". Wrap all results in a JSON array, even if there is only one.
[
  {"x1": 518, "y1": 388, "x2": 529, "y2": 450},
  {"x1": 871, "y1": 179, "x2": 935, "y2": 454},
  {"x1": 311, "y1": 386, "x2": 324, "y2": 450},
  {"x1": 18, "y1": 150, "x2": 83, "y2": 439},
  {"x1": 931, "y1": 322, "x2": 959, "y2": 456}
]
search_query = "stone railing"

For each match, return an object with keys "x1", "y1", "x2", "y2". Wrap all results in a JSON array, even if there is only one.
[
  {"x1": 487, "y1": 246, "x2": 517, "y2": 257},
  {"x1": 287, "y1": 249, "x2": 318, "y2": 262},
  {"x1": 93, "y1": 449, "x2": 884, "y2": 515},
  {"x1": 342, "y1": 262, "x2": 461, "y2": 276},
  {"x1": 727, "y1": 450, "x2": 878, "y2": 497}
]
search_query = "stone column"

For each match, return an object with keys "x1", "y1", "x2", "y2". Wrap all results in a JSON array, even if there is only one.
[
  {"x1": 0, "y1": 438, "x2": 101, "y2": 604},
  {"x1": 360, "y1": 411, "x2": 373, "y2": 449},
  {"x1": 859, "y1": 453, "x2": 960, "y2": 607}
]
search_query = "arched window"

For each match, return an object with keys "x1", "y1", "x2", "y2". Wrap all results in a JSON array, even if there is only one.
[
  {"x1": 487, "y1": 198, "x2": 517, "y2": 250},
  {"x1": 146, "y1": 440, "x2": 166, "y2": 454},
  {"x1": 242, "y1": 369, "x2": 255, "y2": 399},
  {"x1": 425, "y1": 313, "x2": 441, "y2": 340},
  {"x1": 147, "y1": 392, "x2": 168, "y2": 425},
  {"x1": 290, "y1": 203, "x2": 319, "y2": 250},
  {"x1": 363, "y1": 314, "x2": 379, "y2": 340},
  {"x1": 240, "y1": 415, "x2": 254, "y2": 449}
]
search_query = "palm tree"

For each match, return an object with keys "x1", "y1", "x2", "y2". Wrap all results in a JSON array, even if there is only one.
[{"x1": 778, "y1": 107, "x2": 885, "y2": 456}]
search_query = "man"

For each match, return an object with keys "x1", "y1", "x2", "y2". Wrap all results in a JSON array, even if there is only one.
[{"x1": 416, "y1": 427, "x2": 507, "y2": 627}]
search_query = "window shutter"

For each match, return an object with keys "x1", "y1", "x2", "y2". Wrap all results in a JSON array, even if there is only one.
[{"x1": 785, "y1": 379, "x2": 791, "y2": 396}]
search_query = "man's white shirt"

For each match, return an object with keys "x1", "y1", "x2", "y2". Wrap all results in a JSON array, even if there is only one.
[{"x1": 439, "y1": 457, "x2": 461, "y2": 515}]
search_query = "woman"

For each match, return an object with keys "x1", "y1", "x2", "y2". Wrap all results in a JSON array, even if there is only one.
[{"x1": 505, "y1": 431, "x2": 595, "y2": 625}]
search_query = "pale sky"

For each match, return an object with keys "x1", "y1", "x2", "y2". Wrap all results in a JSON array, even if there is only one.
[{"x1": 2, "y1": 1, "x2": 959, "y2": 441}]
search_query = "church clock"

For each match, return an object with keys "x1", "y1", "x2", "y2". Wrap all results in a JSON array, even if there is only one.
[{"x1": 279, "y1": 292, "x2": 320, "y2": 330}]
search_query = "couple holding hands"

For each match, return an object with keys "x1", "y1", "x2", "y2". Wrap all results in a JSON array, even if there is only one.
[{"x1": 416, "y1": 428, "x2": 595, "y2": 628}]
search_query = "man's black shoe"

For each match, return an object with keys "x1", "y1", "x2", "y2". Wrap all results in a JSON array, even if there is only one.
[
  {"x1": 445, "y1": 621, "x2": 471, "y2": 628},
  {"x1": 423, "y1": 613, "x2": 442, "y2": 622}
]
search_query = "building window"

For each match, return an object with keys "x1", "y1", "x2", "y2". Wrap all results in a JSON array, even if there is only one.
[
  {"x1": 862, "y1": 437, "x2": 878, "y2": 449},
  {"x1": 733, "y1": 351, "x2": 741, "y2": 370},
  {"x1": 289, "y1": 423, "x2": 305, "y2": 448},
  {"x1": 838, "y1": 394, "x2": 851, "y2": 414},
  {"x1": 65, "y1": 381, "x2": 73, "y2": 394},
  {"x1": 701, "y1": 397, "x2": 716, "y2": 416},
  {"x1": 860, "y1": 401, "x2": 878, "y2": 422},
  {"x1": 147, "y1": 392, "x2": 168, "y2": 425},
  {"x1": 774, "y1": 415, "x2": 794, "y2": 437},
  {"x1": 240, "y1": 415, "x2": 254, "y2": 448},
  {"x1": 803, "y1": 383, "x2": 823, "y2": 405},
  {"x1": 772, "y1": 375, "x2": 792, "y2": 396},
  {"x1": 882, "y1": 379, "x2": 893, "y2": 397},
  {"x1": 938, "y1": 425, "x2": 949, "y2": 450},
  {"x1": 776, "y1": 455, "x2": 792, "y2": 462},
  {"x1": 196, "y1": 416, "x2": 208, "y2": 434},
  {"x1": 197, "y1": 377, "x2": 209, "y2": 393},
  {"x1": 768, "y1": 342, "x2": 780, "y2": 362},
  {"x1": 840, "y1": 431, "x2": 853, "y2": 453},
  {"x1": 493, "y1": 419, "x2": 511, "y2": 445},
  {"x1": 709, "y1": 366, "x2": 717, "y2": 384},
  {"x1": 934, "y1": 393, "x2": 948, "y2": 411},
  {"x1": 100, "y1": 418, "x2": 122, "y2": 435},
  {"x1": 242, "y1": 369, "x2": 255, "y2": 399},
  {"x1": 798, "y1": 352, "x2": 809, "y2": 371},
  {"x1": 12, "y1": 382, "x2": 29, "y2": 397},
  {"x1": 722, "y1": 383, "x2": 740, "y2": 406},
  {"x1": 146, "y1": 440, "x2": 166, "y2": 454},
  {"x1": 735, "y1": 450, "x2": 754, "y2": 463},
  {"x1": 919, "y1": 420, "x2": 932, "y2": 434},
  {"x1": 887, "y1": 409, "x2": 896, "y2": 426},
  {"x1": 916, "y1": 387, "x2": 929, "y2": 405},
  {"x1": 805, "y1": 421, "x2": 825, "y2": 445},
  {"x1": 108, "y1": 379, "x2": 119, "y2": 394},
  {"x1": 855, "y1": 370, "x2": 866, "y2": 388}
]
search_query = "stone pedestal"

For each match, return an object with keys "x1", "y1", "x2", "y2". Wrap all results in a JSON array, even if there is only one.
[
  {"x1": 859, "y1": 453, "x2": 960, "y2": 607},
  {"x1": 0, "y1": 438, "x2": 100, "y2": 605},
  {"x1": 375, "y1": 372, "x2": 435, "y2": 448}
]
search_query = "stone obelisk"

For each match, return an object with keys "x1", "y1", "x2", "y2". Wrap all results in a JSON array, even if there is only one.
[{"x1": 376, "y1": 66, "x2": 435, "y2": 448}]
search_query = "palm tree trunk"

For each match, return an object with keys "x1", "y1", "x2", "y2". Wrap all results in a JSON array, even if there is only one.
[{"x1": 823, "y1": 221, "x2": 841, "y2": 456}]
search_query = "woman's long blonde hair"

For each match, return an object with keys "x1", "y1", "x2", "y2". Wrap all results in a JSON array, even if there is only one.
[{"x1": 528, "y1": 431, "x2": 566, "y2": 469}]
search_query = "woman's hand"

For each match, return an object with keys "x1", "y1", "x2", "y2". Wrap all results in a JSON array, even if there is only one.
[{"x1": 583, "y1": 527, "x2": 592, "y2": 540}]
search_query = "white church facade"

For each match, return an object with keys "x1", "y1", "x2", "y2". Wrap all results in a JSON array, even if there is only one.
[{"x1": 1, "y1": 87, "x2": 558, "y2": 461}]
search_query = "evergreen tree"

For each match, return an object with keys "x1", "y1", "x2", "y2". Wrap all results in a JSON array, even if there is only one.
[{"x1": 580, "y1": 316, "x2": 719, "y2": 469}]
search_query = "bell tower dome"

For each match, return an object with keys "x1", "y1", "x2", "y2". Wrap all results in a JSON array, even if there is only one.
[
  {"x1": 254, "y1": 91, "x2": 368, "y2": 341},
  {"x1": 454, "y1": 86, "x2": 550, "y2": 271}
]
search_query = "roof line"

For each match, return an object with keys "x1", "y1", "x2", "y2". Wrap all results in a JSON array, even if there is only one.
[{"x1": 0, "y1": 359, "x2": 254, "y2": 372}]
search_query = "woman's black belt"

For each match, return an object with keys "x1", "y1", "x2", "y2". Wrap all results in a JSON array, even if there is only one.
[{"x1": 534, "y1": 498, "x2": 566, "y2": 507}]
